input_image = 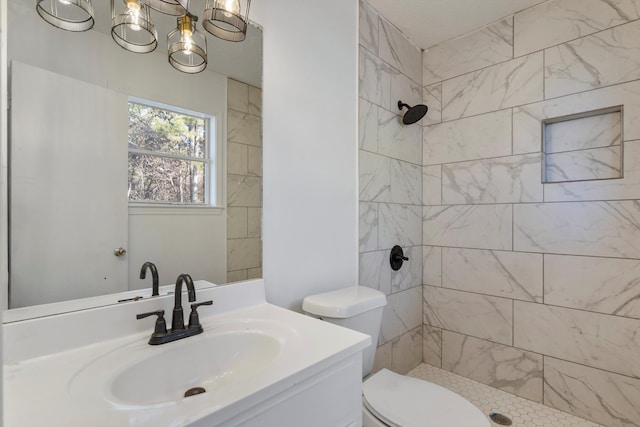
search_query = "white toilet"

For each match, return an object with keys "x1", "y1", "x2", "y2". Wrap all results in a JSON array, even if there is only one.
[{"x1": 303, "y1": 286, "x2": 490, "y2": 427}]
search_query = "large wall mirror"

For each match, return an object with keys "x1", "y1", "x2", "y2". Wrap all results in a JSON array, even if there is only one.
[{"x1": 5, "y1": 0, "x2": 262, "y2": 314}]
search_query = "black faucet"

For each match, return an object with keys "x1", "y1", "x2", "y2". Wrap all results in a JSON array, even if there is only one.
[
  {"x1": 136, "y1": 273, "x2": 213, "y2": 345},
  {"x1": 140, "y1": 262, "x2": 160, "y2": 296},
  {"x1": 171, "y1": 273, "x2": 196, "y2": 330}
]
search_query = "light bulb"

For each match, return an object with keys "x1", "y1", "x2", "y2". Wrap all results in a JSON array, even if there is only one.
[
  {"x1": 182, "y1": 30, "x2": 193, "y2": 54},
  {"x1": 126, "y1": 0, "x2": 142, "y2": 31},
  {"x1": 216, "y1": 0, "x2": 240, "y2": 17}
]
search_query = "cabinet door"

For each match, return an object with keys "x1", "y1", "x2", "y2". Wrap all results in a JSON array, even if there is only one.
[{"x1": 9, "y1": 61, "x2": 128, "y2": 307}]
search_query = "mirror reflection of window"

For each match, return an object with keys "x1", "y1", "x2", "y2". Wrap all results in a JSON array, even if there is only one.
[{"x1": 127, "y1": 100, "x2": 217, "y2": 206}]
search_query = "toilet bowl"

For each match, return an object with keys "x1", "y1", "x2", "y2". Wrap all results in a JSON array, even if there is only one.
[{"x1": 302, "y1": 286, "x2": 490, "y2": 427}]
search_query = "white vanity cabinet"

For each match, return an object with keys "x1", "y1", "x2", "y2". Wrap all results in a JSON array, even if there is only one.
[
  {"x1": 3, "y1": 280, "x2": 369, "y2": 427},
  {"x1": 197, "y1": 354, "x2": 363, "y2": 427}
]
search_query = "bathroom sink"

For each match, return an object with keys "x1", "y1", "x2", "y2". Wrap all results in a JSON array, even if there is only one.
[
  {"x1": 68, "y1": 319, "x2": 286, "y2": 409},
  {"x1": 110, "y1": 331, "x2": 281, "y2": 406}
]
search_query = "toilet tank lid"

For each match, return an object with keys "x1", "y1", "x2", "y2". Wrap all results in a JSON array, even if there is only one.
[{"x1": 302, "y1": 286, "x2": 387, "y2": 318}]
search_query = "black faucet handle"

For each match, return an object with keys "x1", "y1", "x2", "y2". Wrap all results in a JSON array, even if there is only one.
[
  {"x1": 191, "y1": 300, "x2": 213, "y2": 309},
  {"x1": 136, "y1": 310, "x2": 168, "y2": 335},
  {"x1": 188, "y1": 300, "x2": 213, "y2": 329}
]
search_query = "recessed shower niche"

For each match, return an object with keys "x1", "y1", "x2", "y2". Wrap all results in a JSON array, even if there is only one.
[{"x1": 542, "y1": 106, "x2": 623, "y2": 183}]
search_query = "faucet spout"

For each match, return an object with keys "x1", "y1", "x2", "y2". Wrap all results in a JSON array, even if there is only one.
[
  {"x1": 172, "y1": 273, "x2": 196, "y2": 330},
  {"x1": 140, "y1": 262, "x2": 159, "y2": 296}
]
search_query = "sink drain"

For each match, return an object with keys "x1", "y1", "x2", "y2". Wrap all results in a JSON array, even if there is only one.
[
  {"x1": 184, "y1": 387, "x2": 206, "y2": 398},
  {"x1": 489, "y1": 412, "x2": 512, "y2": 426}
]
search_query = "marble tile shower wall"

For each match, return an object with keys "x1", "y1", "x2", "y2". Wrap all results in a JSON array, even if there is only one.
[
  {"x1": 227, "y1": 79, "x2": 262, "y2": 283},
  {"x1": 358, "y1": 1, "x2": 424, "y2": 375},
  {"x1": 421, "y1": 1, "x2": 640, "y2": 426}
]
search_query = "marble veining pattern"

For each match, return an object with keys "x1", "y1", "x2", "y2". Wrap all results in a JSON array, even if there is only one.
[
  {"x1": 391, "y1": 246, "x2": 422, "y2": 293},
  {"x1": 424, "y1": 109, "x2": 512, "y2": 165},
  {"x1": 359, "y1": 250, "x2": 391, "y2": 295},
  {"x1": 227, "y1": 79, "x2": 249, "y2": 114},
  {"x1": 423, "y1": 286, "x2": 513, "y2": 345},
  {"x1": 378, "y1": 19, "x2": 422, "y2": 84},
  {"x1": 227, "y1": 175, "x2": 261, "y2": 207},
  {"x1": 442, "y1": 52, "x2": 543, "y2": 121},
  {"x1": 422, "y1": 83, "x2": 442, "y2": 126},
  {"x1": 422, "y1": 246, "x2": 442, "y2": 287},
  {"x1": 390, "y1": 159, "x2": 422, "y2": 205},
  {"x1": 227, "y1": 238, "x2": 260, "y2": 270},
  {"x1": 408, "y1": 364, "x2": 603, "y2": 427},
  {"x1": 391, "y1": 70, "x2": 422, "y2": 114},
  {"x1": 442, "y1": 331, "x2": 543, "y2": 402},
  {"x1": 544, "y1": 357, "x2": 640, "y2": 427},
  {"x1": 359, "y1": 202, "x2": 378, "y2": 252},
  {"x1": 228, "y1": 110, "x2": 261, "y2": 147},
  {"x1": 514, "y1": 301, "x2": 640, "y2": 378},
  {"x1": 545, "y1": 20, "x2": 640, "y2": 98},
  {"x1": 545, "y1": 111, "x2": 622, "y2": 154},
  {"x1": 247, "y1": 86, "x2": 261, "y2": 116},
  {"x1": 545, "y1": 141, "x2": 640, "y2": 202},
  {"x1": 424, "y1": 204, "x2": 512, "y2": 250},
  {"x1": 513, "y1": 80, "x2": 640, "y2": 155},
  {"x1": 544, "y1": 146, "x2": 622, "y2": 182},
  {"x1": 379, "y1": 203, "x2": 422, "y2": 249},
  {"x1": 373, "y1": 341, "x2": 392, "y2": 373},
  {"x1": 359, "y1": 46, "x2": 391, "y2": 108},
  {"x1": 423, "y1": 18, "x2": 514, "y2": 86},
  {"x1": 359, "y1": 0, "x2": 379, "y2": 55},
  {"x1": 379, "y1": 286, "x2": 422, "y2": 345},
  {"x1": 545, "y1": 254, "x2": 640, "y2": 319},
  {"x1": 514, "y1": 201, "x2": 640, "y2": 258},
  {"x1": 359, "y1": 98, "x2": 378, "y2": 152},
  {"x1": 378, "y1": 109, "x2": 422, "y2": 165},
  {"x1": 442, "y1": 248, "x2": 543, "y2": 302},
  {"x1": 442, "y1": 153, "x2": 543, "y2": 204},
  {"x1": 422, "y1": 324, "x2": 442, "y2": 368},
  {"x1": 422, "y1": 165, "x2": 442, "y2": 206},
  {"x1": 514, "y1": 0, "x2": 640, "y2": 57},
  {"x1": 391, "y1": 326, "x2": 423, "y2": 374},
  {"x1": 359, "y1": 150, "x2": 390, "y2": 202}
]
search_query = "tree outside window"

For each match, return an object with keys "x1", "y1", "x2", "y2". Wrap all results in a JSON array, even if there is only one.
[{"x1": 127, "y1": 101, "x2": 213, "y2": 204}]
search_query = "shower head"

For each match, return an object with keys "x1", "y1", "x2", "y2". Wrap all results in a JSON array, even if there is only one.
[{"x1": 398, "y1": 101, "x2": 428, "y2": 125}]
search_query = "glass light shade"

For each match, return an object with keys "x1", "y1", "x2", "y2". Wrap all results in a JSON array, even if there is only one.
[
  {"x1": 36, "y1": 0, "x2": 95, "y2": 32},
  {"x1": 111, "y1": 0, "x2": 158, "y2": 53},
  {"x1": 202, "y1": 0, "x2": 251, "y2": 42},
  {"x1": 167, "y1": 14, "x2": 207, "y2": 74},
  {"x1": 138, "y1": 0, "x2": 188, "y2": 16}
]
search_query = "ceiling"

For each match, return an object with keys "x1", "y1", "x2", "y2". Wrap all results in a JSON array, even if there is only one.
[{"x1": 366, "y1": 0, "x2": 547, "y2": 49}]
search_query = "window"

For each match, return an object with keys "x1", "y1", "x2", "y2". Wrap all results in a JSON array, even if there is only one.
[{"x1": 127, "y1": 100, "x2": 215, "y2": 205}]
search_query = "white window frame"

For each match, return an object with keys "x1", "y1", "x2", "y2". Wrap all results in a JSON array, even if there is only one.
[{"x1": 127, "y1": 97, "x2": 219, "y2": 207}]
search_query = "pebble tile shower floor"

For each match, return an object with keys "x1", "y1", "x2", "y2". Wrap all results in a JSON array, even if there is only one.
[{"x1": 407, "y1": 364, "x2": 603, "y2": 427}]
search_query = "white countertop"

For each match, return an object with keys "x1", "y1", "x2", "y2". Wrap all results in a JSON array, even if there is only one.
[{"x1": 3, "y1": 280, "x2": 370, "y2": 427}]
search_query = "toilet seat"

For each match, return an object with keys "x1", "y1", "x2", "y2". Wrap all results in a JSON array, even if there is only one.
[{"x1": 362, "y1": 369, "x2": 490, "y2": 427}]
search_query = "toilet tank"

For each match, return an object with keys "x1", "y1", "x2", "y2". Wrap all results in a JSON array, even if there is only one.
[{"x1": 302, "y1": 286, "x2": 387, "y2": 377}]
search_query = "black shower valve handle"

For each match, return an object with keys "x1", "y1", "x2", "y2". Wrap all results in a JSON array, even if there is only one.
[
  {"x1": 393, "y1": 253, "x2": 409, "y2": 262},
  {"x1": 390, "y1": 245, "x2": 409, "y2": 271}
]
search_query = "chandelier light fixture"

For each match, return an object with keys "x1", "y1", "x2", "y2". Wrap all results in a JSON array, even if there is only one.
[
  {"x1": 36, "y1": 0, "x2": 95, "y2": 32},
  {"x1": 167, "y1": 13, "x2": 208, "y2": 73},
  {"x1": 138, "y1": 0, "x2": 187, "y2": 16},
  {"x1": 111, "y1": 0, "x2": 158, "y2": 53},
  {"x1": 35, "y1": 0, "x2": 252, "y2": 74},
  {"x1": 203, "y1": 0, "x2": 251, "y2": 42}
]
